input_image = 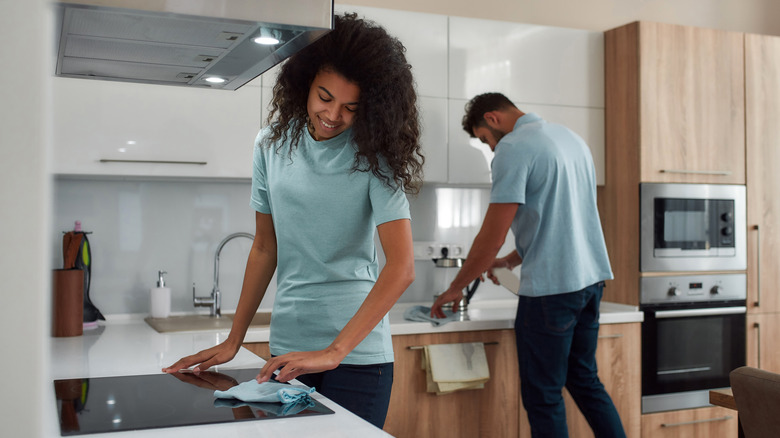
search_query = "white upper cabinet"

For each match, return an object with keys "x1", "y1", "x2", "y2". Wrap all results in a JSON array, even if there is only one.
[
  {"x1": 52, "y1": 78, "x2": 262, "y2": 178},
  {"x1": 338, "y1": 5, "x2": 448, "y2": 98},
  {"x1": 448, "y1": 17, "x2": 604, "y2": 108}
]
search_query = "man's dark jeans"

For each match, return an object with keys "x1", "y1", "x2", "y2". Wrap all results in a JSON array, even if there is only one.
[{"x1": 515, "y1": 282, "x2": 626, "y2": 438}]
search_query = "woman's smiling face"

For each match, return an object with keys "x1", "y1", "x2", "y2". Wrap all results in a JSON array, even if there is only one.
[{"x1": 306, "y1": 68, "x2": 360, "y2": 141}]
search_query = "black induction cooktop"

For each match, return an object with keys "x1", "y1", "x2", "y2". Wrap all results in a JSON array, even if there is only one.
[{"x1": 53, "y1": 368, "x2": 334, "y2": 436}]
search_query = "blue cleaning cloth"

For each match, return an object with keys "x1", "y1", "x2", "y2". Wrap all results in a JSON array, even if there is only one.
[
  {"x1": 404, "y1": 305, "x2": 460, "y2": 327},
  {"x1": 213, "y1": 380, "x2": 315, "y2": 404},
  {"x1": 213, "y1": 398, "x2": 314, "y2": 417}
]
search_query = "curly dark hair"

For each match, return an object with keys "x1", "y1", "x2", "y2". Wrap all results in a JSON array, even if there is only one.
[
  {"x1": 462, "y1": 92, "x2": 517, "y2": 137},
  {"x1": 264, "y1": 12, "x2": 424, "y2": 194}
]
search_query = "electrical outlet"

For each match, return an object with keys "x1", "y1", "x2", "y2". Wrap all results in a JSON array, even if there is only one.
[{"x1": 413, "y1": 241, "x2": 465, "y2": 260}]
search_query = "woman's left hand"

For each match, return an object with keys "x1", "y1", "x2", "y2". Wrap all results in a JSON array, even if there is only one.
[{"x1": 256, "y1": 349, "x2": 343, "y2": 383}]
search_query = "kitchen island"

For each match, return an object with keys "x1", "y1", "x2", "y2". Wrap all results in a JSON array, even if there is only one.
[{"x1": 48, "y1": 320, "x2": 392, "y2": 438}]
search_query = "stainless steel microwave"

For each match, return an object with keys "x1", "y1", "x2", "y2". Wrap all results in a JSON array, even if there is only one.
[{"x1": 640, "y1": 183, "x2": 746, "y2": 272}]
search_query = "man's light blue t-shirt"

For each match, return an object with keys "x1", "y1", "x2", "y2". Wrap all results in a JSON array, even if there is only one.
[
  {"x1": 490, "y1": 113, "x2": 613, "y2": 297},
  {"x1": 250, "y1": 127, "x2": 410, "y2": 365}
]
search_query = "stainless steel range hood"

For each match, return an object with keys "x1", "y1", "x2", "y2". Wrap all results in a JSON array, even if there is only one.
[{"x1": 54, "y1": 0, "x2": 333, "y2": 90}]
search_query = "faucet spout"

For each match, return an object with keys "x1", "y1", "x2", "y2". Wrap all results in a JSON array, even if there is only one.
[{"x1": 193, "y1": 232, "x2": 254, "y2": 317}]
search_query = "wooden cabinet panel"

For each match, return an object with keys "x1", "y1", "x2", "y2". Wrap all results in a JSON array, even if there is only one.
[
  {"x1": 747, "y1": 314, "x2": 780, "y2": 373},
  {"x1": 641, "y1": 406, "x2": 738, "y2": 438},
  {"x1": 385, "y1": 329, "x2": 521, "y2": 438},
  {"x1": 242, "y1": 342, "x2": 270, "y2": 360},
  {"x1": 637, "y1": 22, "x2": 745, "y2": 184},
  {"x1": 746, "y1": 33, "x2": 780, "y2": 315}
]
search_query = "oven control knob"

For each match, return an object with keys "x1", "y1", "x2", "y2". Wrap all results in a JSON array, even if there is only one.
[
  {"x1": 668, "y1": 287, "x2": 680, "y2": 297},
  {"x1": 711, "y1": 286, "x2": 723, "y2": 295},
  {"x1": 721, "y1": 226, "x2": 734, "y2": 236},
  {"x1": 721, "y1": 212, "x2": 733, "y2": 222}
]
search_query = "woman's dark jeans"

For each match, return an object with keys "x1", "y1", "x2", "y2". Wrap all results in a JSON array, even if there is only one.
[
  {"x1": 515, "y1": 282, "x2": 626, "y2": 438},
  {"x1": 295, "y1": 362, "x2": 394, "y2": 429}
]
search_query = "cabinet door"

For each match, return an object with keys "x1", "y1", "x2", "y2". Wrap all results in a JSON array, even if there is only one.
[
  {"x1": 637, "y1": 22, "x2": 745, "y2": 184},
  {"x1": 448, "y1": 17, "x2": 604, "y2": 108},
  {"x1": 746, "y1": 33, "x2": 780, "y2": 314},
  {"x1": 566, "y1": 323, "x2": 641, "y2": 438},
  {"x1": 337, "y1": 5, "x2": 448, "y2": 99},
  {"x1": 385, "y1": 330, "x2": 520, "y2": 438},
  {"x1": 641, "y1": 406, "x2": 738, "y2": 438},
  {"x1": 447, "y1": 99, "x2": 493, "y2": 185},
  {"x1": 518, "y1": 323, "x2": 641, "y2": 438},
  {"x1": 52, "y1": 78, "x2": 262, "y2": 178},
  {"x1": 747, "y1": 313, "x2": 780, "y2": 373}
]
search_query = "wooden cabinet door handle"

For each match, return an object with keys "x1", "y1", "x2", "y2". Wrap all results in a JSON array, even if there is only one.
[
  {"x1": 661, "y1": 416, "x2": 734, "y2": 428},
  {"x1": 753, "y1": 224, "x2": 761, "y2": 307},
  {"x1": 659, "y1": 169, "x2": 732, "y2": 176}
]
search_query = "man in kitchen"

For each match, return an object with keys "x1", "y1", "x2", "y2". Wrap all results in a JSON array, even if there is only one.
[{"x1": 431, "y1": 92, "x2": 625, "y2": 438}]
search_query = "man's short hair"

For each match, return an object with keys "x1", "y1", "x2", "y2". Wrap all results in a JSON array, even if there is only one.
[{"x1": 462, "y1": 93, "x2": 517, "y2": 137}]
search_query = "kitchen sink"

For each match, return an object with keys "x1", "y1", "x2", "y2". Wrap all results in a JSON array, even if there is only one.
[{"x1": 145, "y1": 312, "x2": 272, "y2": 333}]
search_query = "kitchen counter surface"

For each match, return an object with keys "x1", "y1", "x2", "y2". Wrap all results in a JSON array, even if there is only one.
[
  {"x1": 47, "y1": 320, "x2": 391, "y2": 438},
  {"x1": 242, "y1": 299, "x2": 643, "y2": 342}
]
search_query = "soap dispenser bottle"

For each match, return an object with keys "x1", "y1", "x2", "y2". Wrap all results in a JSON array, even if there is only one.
[{"x1": 150, "y1": 270, "x2": 171, "y2": 318}]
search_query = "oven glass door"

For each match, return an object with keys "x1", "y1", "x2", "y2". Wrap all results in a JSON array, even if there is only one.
[{"x1": 642, "y1": 304, "x2": 745, "y2": 396}]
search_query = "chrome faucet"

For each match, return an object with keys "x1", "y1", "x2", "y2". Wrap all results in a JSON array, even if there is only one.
[{"x1": 193, "y1": 232, "x2": 254, "y2": 317}]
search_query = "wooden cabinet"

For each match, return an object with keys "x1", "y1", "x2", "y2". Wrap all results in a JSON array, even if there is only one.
[
  {"x1": 245, "y1": 323, "x2": 640, "y2": 437},
  {"x1": 605, "y1": 21, "x2": 744, "y2": 186},
  {"x1": 641, "y1": 406, "x2": 738, "y2": 438},
  {"x1": 745, "y1": 33, "x2": 780, "y2": 373},
  {"x1": 563, "y1": 323, "x2": 641, "y2": 438},
  {"x1": 747, "y1": 314, "x2": 780, "y2": 373},
  {"x1": 52, "y1": 78, "x2": 262, "y2": 178},
  {"x1": 602, "y1": 21, "x2": 745, "y2": 305},
  {"x1": 385, "y1": 329, "x2": 521, "y2": 438}
]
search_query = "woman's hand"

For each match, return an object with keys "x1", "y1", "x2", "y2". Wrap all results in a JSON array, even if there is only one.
[
  {"x1": 162, "y1": 341, "x2": 240, "y2": 374},
  {"x1": 256, "y1": 349, "x2": 344, "y2": 383}
]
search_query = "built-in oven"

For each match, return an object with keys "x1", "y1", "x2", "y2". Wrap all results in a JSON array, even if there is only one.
[
  {"x1": 640, "y1": 183, "x2": 746, "y2": 272},
  {"x1": 640, "y1": 273, "x2": 746, "y2": 413}
]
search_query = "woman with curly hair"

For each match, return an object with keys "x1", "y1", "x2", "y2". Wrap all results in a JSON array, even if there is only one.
[{"x1": 164, "y1": 13, "x2": 423, "y2": 427}]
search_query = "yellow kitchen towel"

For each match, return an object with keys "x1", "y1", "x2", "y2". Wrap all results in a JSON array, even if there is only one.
[{"x1": 422, "y1": 342, "x2": 490, "y2": 395}]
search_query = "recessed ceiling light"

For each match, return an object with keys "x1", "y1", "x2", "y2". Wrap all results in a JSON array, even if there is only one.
[{"x1": 254, "y1": 36, "x2": 280, "y2": 45}]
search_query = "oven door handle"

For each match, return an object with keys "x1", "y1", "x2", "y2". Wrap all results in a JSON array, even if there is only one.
[{"x1": 655, "y1": 306, "x2": 747, "y2": 319}]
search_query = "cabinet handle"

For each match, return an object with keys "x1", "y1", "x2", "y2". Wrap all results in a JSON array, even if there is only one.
[
  {"x1": 659, "y1": 169, "x2": 732, "y2": 176},
  {"x1": 99, "y1": 159, "x2": 208, "y2": 165},
  {"x1": 754, "y1": 322, "x2": 761, "y2": 369},
  {"x1": 407, "y1": 341, "x2": 499, "y2": 350},
  {"x1": 753, "y1": 225, "x2": 761, "y2": 307},
  {"x1": 598, "y1": 334, "x2": 624, "y2": 339},
  {"x1": 660, "y1": 416, "x2": 733, "y2": 428}
]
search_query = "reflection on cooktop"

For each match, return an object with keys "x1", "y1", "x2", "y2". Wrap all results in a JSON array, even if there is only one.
[{"x1": 53, "y1": 368, "x2": 333, "y2": 436}]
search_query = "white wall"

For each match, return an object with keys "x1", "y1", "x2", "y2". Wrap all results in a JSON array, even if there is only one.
[
  {"x1": 0, "y1": 0, "x2": 51, "y2": 436},
  {"x1": 338, "y1": 0, "x2": 780, "y2": 36}
]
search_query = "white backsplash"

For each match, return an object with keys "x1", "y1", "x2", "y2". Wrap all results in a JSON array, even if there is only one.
[{"x1": 52, "y1": 179, "x2": 516, "y2": 317}]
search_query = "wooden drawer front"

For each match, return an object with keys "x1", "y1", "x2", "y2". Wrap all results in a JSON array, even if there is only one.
[{"x1": 641, "y1": 406, "x2": 738, "y2": 438}]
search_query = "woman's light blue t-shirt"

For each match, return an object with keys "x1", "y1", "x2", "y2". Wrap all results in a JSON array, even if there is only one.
[
  {"x1": 490, "y1": 113, "x2": 613, "y2": 296},
  {"x1": 250, "y1": 127, "x2": 410, "y2": 365}
]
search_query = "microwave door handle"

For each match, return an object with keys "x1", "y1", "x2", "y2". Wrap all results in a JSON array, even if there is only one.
[{"x1": 655, "y1": 306, "x2": 747, "y2": 319}]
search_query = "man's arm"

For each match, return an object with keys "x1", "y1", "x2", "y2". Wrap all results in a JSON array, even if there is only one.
[{"x1": 431, "y1": 202, "x2": 518, "y2": 318}]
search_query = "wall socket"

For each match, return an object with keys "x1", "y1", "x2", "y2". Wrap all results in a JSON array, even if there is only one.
[{"x1": 413, "y1": 241, "x2": 465, "y2": 260}]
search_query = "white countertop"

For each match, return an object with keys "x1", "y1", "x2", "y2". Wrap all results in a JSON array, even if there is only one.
[
  {"x1": 47, "y1": 321, "x2": 392, "y2": 438},
  {"x1": 243, "y1": 299, "x2": 642, "y2": 342},
  {"x1": 47, "y1": 299, "x2": 641, "y2": 437}
]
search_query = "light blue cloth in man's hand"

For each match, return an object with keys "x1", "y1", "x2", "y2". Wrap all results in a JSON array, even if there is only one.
[
  {"x1": 213, "y1": 380, "x2": 315, "y2": 404},
  {"x1": 404, "y1": 305, "x2": 460, "y2": 327}
]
